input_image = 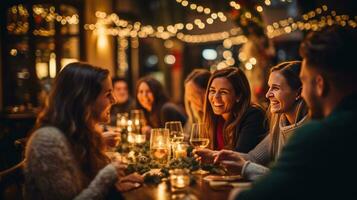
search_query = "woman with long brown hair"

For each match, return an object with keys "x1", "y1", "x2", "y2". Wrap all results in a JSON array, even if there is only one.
[
  {"x1": 203, "y1": 67, "x2": 268, "y2": 152},
  {"x1": 136, "y1": 76, "x2": 186, "y2": 134},
  {"x1": 197, "y1": 61, "x2": 308, "y2": 181},
  {"x1": 24, "y1": 62, "x2": 142, "y2": 200}
]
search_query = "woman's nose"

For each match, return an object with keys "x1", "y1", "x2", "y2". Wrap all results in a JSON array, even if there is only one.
[{"x1": 265, "y1": 89, "x2": 273, "y2": 99}]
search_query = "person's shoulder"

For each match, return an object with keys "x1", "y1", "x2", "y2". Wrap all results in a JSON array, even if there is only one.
[
  {"x1": 161, "y1": 102, "x2": 181, "y2": 111},
  {"x1": 244, "y1": 105, "x2": 266, "y2": 119},
  {"x1": 29, "y1": 126, "x2": 67, "y2": 146},
  {"x1": 288, "y1": 120, "x2": 326, "y2": 144}
]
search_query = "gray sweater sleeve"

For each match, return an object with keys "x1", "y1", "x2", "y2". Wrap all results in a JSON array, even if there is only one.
[
  {"x1": 241, "y1": 161, "x2": 270, "y2": 181},
  {"x1": 239, "y1": 135, "x2": 272, "y2": 166},
  {"x1": 24, "y1": 127, "x2": 118, "y2": 200}
]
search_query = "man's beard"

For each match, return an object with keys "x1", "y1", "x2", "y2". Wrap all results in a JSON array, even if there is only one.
[{"x1": 307, "y1": 94, "x2": 324, "y2": 119}]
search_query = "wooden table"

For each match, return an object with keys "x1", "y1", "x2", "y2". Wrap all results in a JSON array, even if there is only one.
[{"x1": 122, "y1": 174, "x2": 248, "y2": 200}]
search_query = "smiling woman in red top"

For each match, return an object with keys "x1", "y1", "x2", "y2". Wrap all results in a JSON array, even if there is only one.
[{"x1": 203, "y1": 67, "x2": 268, "y2": 152}]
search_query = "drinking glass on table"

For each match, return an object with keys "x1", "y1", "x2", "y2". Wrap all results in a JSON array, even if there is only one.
[
  {"x1": 190, "y1": 123, "x2": 210, "y2": 174},
  {"x1": 150, "y1": 128, "x2": 170, "y2": 165},
  {"x1": 165, "y1": 121, "x2": 184, "y2": 142}
]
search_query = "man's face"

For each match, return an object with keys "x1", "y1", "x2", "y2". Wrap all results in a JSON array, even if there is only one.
[
  {"x1": 113, "y1": 81, "x2": 129, "y2": 104},
  {"x1": 300, "y1": 59, "x2": 324, "y2": 119}
]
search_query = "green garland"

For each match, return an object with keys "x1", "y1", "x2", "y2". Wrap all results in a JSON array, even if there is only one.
[{"x1": 117, "y1": 141, "x2": 226, "y2": 184}]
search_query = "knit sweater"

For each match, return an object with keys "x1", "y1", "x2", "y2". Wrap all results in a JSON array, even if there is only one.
[
  {"x1": 240, "y1": 101, "x2": 308, "y2": 181},
  {"x1": 24, "y1": 126, "x2": 118, "y2": 200}
]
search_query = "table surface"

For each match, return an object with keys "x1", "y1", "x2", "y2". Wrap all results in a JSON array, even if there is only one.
[{"x1": 122, "y1": 174, "x2": 249, "y2": 200}]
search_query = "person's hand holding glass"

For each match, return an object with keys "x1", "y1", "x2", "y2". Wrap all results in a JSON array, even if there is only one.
[{"x1": 190, "y1": 123, "x2": 210, "y2": 174}]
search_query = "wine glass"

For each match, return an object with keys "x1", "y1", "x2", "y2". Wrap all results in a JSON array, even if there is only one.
[
  {"x1": 150, "y1": 128, "x2": 170, "y2": 165},
  {"x1": 165, "y1": 121, "x2": 184, "y2": 142},
  {"x1": 189, "y1": 123, "x2": 210, "y2": 175}
]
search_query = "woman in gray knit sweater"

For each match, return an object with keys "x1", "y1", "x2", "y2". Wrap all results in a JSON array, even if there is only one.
[
  {"x1": 196, "y1": 61, "x2": 308, "y2": 181},
  {"x1": 24, "y1": 62, "x2": 143, "y2": 200}
]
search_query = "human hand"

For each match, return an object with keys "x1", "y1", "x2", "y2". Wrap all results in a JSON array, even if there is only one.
[
  {"x1": 102, "y1": 131, "x2": 121, "y2": 150},
  {"x1": 115, "y1": 172, "x2": 144, "y2": 192},
  {"x1": 213, "y1": 150, "x2": 247, "y2": 174},
  {"x1": 112, "y1": 160, "x2": 128, "y2": 178},
  {"x1": 193, "y1": 148, "x2": 218, "y2": 164},
  {"x1": 141, "y1": 125, "x2": 152, "y2": 139}
]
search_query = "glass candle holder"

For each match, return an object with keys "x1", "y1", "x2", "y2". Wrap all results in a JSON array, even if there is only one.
[
  {"x1": 173, "y1": 142, "x2": 188, "y2": 159},
  {"x1": 169, "y1": 169, "x2": 190, "y2": 192},
  {"x1": 127, "y1": 132, "x2": 136, "y2": 144},
  {"x1": 116, "y1": 112, "x2": 129, "y2": 131},
  {"x1": 135, "y1": 133, "x2": 146, "y2": 144}
]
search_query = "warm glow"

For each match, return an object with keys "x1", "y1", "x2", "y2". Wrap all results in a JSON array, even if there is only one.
[
  {"x1": 61, "y1": 58, "x2": 78, "y2": 70},
  {"x1": 245, "y1": 63, "x2": 253, "y2": 70},
  {"x1": 36, "y1": 62, "x2": 49, "y2": 79},
  {"x1": 97, "y1": 25, "x2": 108, "y2": 50},
  {"x1": 164, "y1": 55, "x2": 176, "y2": 65},
  {"x1": 49, "y1": 53, "x2": 56, "y2": 78},
  {"x1": 257, "y1": 6, "x2": 263, "y2": 12}
]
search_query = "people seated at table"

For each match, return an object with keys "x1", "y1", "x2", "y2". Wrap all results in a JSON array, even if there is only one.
[
  {"x1": 203, "y1": 67, "x2": 268, "y2": 152},
  {"x1": 183, "y1": 69, "x2": 211, "y2": 136},
  {"x1": 229, "y1": 26, "x2": 357, "y2": 200},
  {"x1": 196, "y1": 61, "x2": 309, "y2": 181},
  {"x1": 109, "y1": 77, "x2": 135, "y2": 126},
  {"x1": 24, "y1": 62, "x2": 143, "y2": 200},
  {"x1": 136, "y1": 76, "x2": 186, "y2": 135}
]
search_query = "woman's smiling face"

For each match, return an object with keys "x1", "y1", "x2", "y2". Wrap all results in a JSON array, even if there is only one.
[
  {"x1": 266, "y1": 71, "x2": 298, "y2": 114},
  {"x1": 137, "y1": 82, "x2": 154, "y2": 111},
  {"x1": 208, "y1": 77, "x2": 238, "y2": 119}
]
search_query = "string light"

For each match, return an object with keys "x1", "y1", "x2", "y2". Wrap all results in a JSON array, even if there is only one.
[
  {"x1": 173, "y1": 0, "x2": 228, "y2": 25},
  {"x1": 84, "y1": 4, "x2": 356, "y2": 44}
]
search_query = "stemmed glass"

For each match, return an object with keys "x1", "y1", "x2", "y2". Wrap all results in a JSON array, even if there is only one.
[
  {"x1": 165, "y1": 121, "x2": 184, "y2": 142},
  {"x1": 189, "y1": 123, "x2": 210, "y2": 175},
  {"x1": 165, "y1": 121, "x2": 184, "y2": 160}
]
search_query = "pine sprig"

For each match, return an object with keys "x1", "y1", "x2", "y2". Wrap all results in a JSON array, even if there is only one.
[{"x1": 118, "y1": 141, "x2": 226, "y2": 184}]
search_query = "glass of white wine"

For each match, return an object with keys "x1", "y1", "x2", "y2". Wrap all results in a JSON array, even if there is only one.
[
  {"x1": 150, "y1": 128, "x2": 170, "y2": 165},
  {"x1": 190, "y1": 123, "x2": 210, "y2": 175}
]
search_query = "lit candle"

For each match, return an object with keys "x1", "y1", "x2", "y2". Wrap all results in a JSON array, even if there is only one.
[
  {"x1": 174, "y1": 143, "x2": 187, "y2": 159},
  {"x1": 120, "y1": 117, "x2": 127, "y2": 127},
  {"x1": 127, "y1": 132, "x2": 135, "y2": 143},
  {"x1": 134, "y1": 119, "x2": 140, "y2": 126},
  {"x1": 175, "y1": 176, "x2": 186, "y2": 188},
  {"x1": 135, "y1": 134, "x2": 146, "y2": 144},
  {"x1": 169, "y1": 169, "x2": 190, "y2": 192}
]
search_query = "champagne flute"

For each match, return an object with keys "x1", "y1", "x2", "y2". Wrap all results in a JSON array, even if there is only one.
[{"x1": 190, "y1": 123, "x2": 210, "y2": 175}]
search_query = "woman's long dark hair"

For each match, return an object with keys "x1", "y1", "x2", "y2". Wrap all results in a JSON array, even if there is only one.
[
  {"x1": 203, "y1": 67, "x2": 253, "y2": 149},
  {"x1": 136, "y1": 76, "x2": 169, "y2": 127},
  {"x1": 34, "y1": 62, "x2": 110, "y2": 179}
]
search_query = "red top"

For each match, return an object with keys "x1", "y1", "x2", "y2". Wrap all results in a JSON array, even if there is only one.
[{"x1": 216, "y1": 118, "x2": 225, "y2": 150}]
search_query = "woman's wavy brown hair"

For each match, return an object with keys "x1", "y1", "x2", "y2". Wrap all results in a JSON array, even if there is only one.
[
  {"x1": 135, "y1": 76, "x2": 169, "y2": 128},
  {"x1": 203, "y1": 67, "x2": 252, "y2": 149},
  {"x1": 34, "y1": 62, "x2": 110, "y2": 179}
]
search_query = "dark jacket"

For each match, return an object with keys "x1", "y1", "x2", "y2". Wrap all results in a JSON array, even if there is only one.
[
  {"x1": 235, "y1": 93, "x2": 357, "y2": 200},
  {"x1": 232, "y1": 106, "x2": 268, "y2": 153},
  {"x1": 146, "y1": 102, "x2": 187, "y2": 128}
]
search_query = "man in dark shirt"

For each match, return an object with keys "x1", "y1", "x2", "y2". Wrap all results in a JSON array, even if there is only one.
[{"x1": 230, "y1": 26, "x2": 357, "y2": 200}]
